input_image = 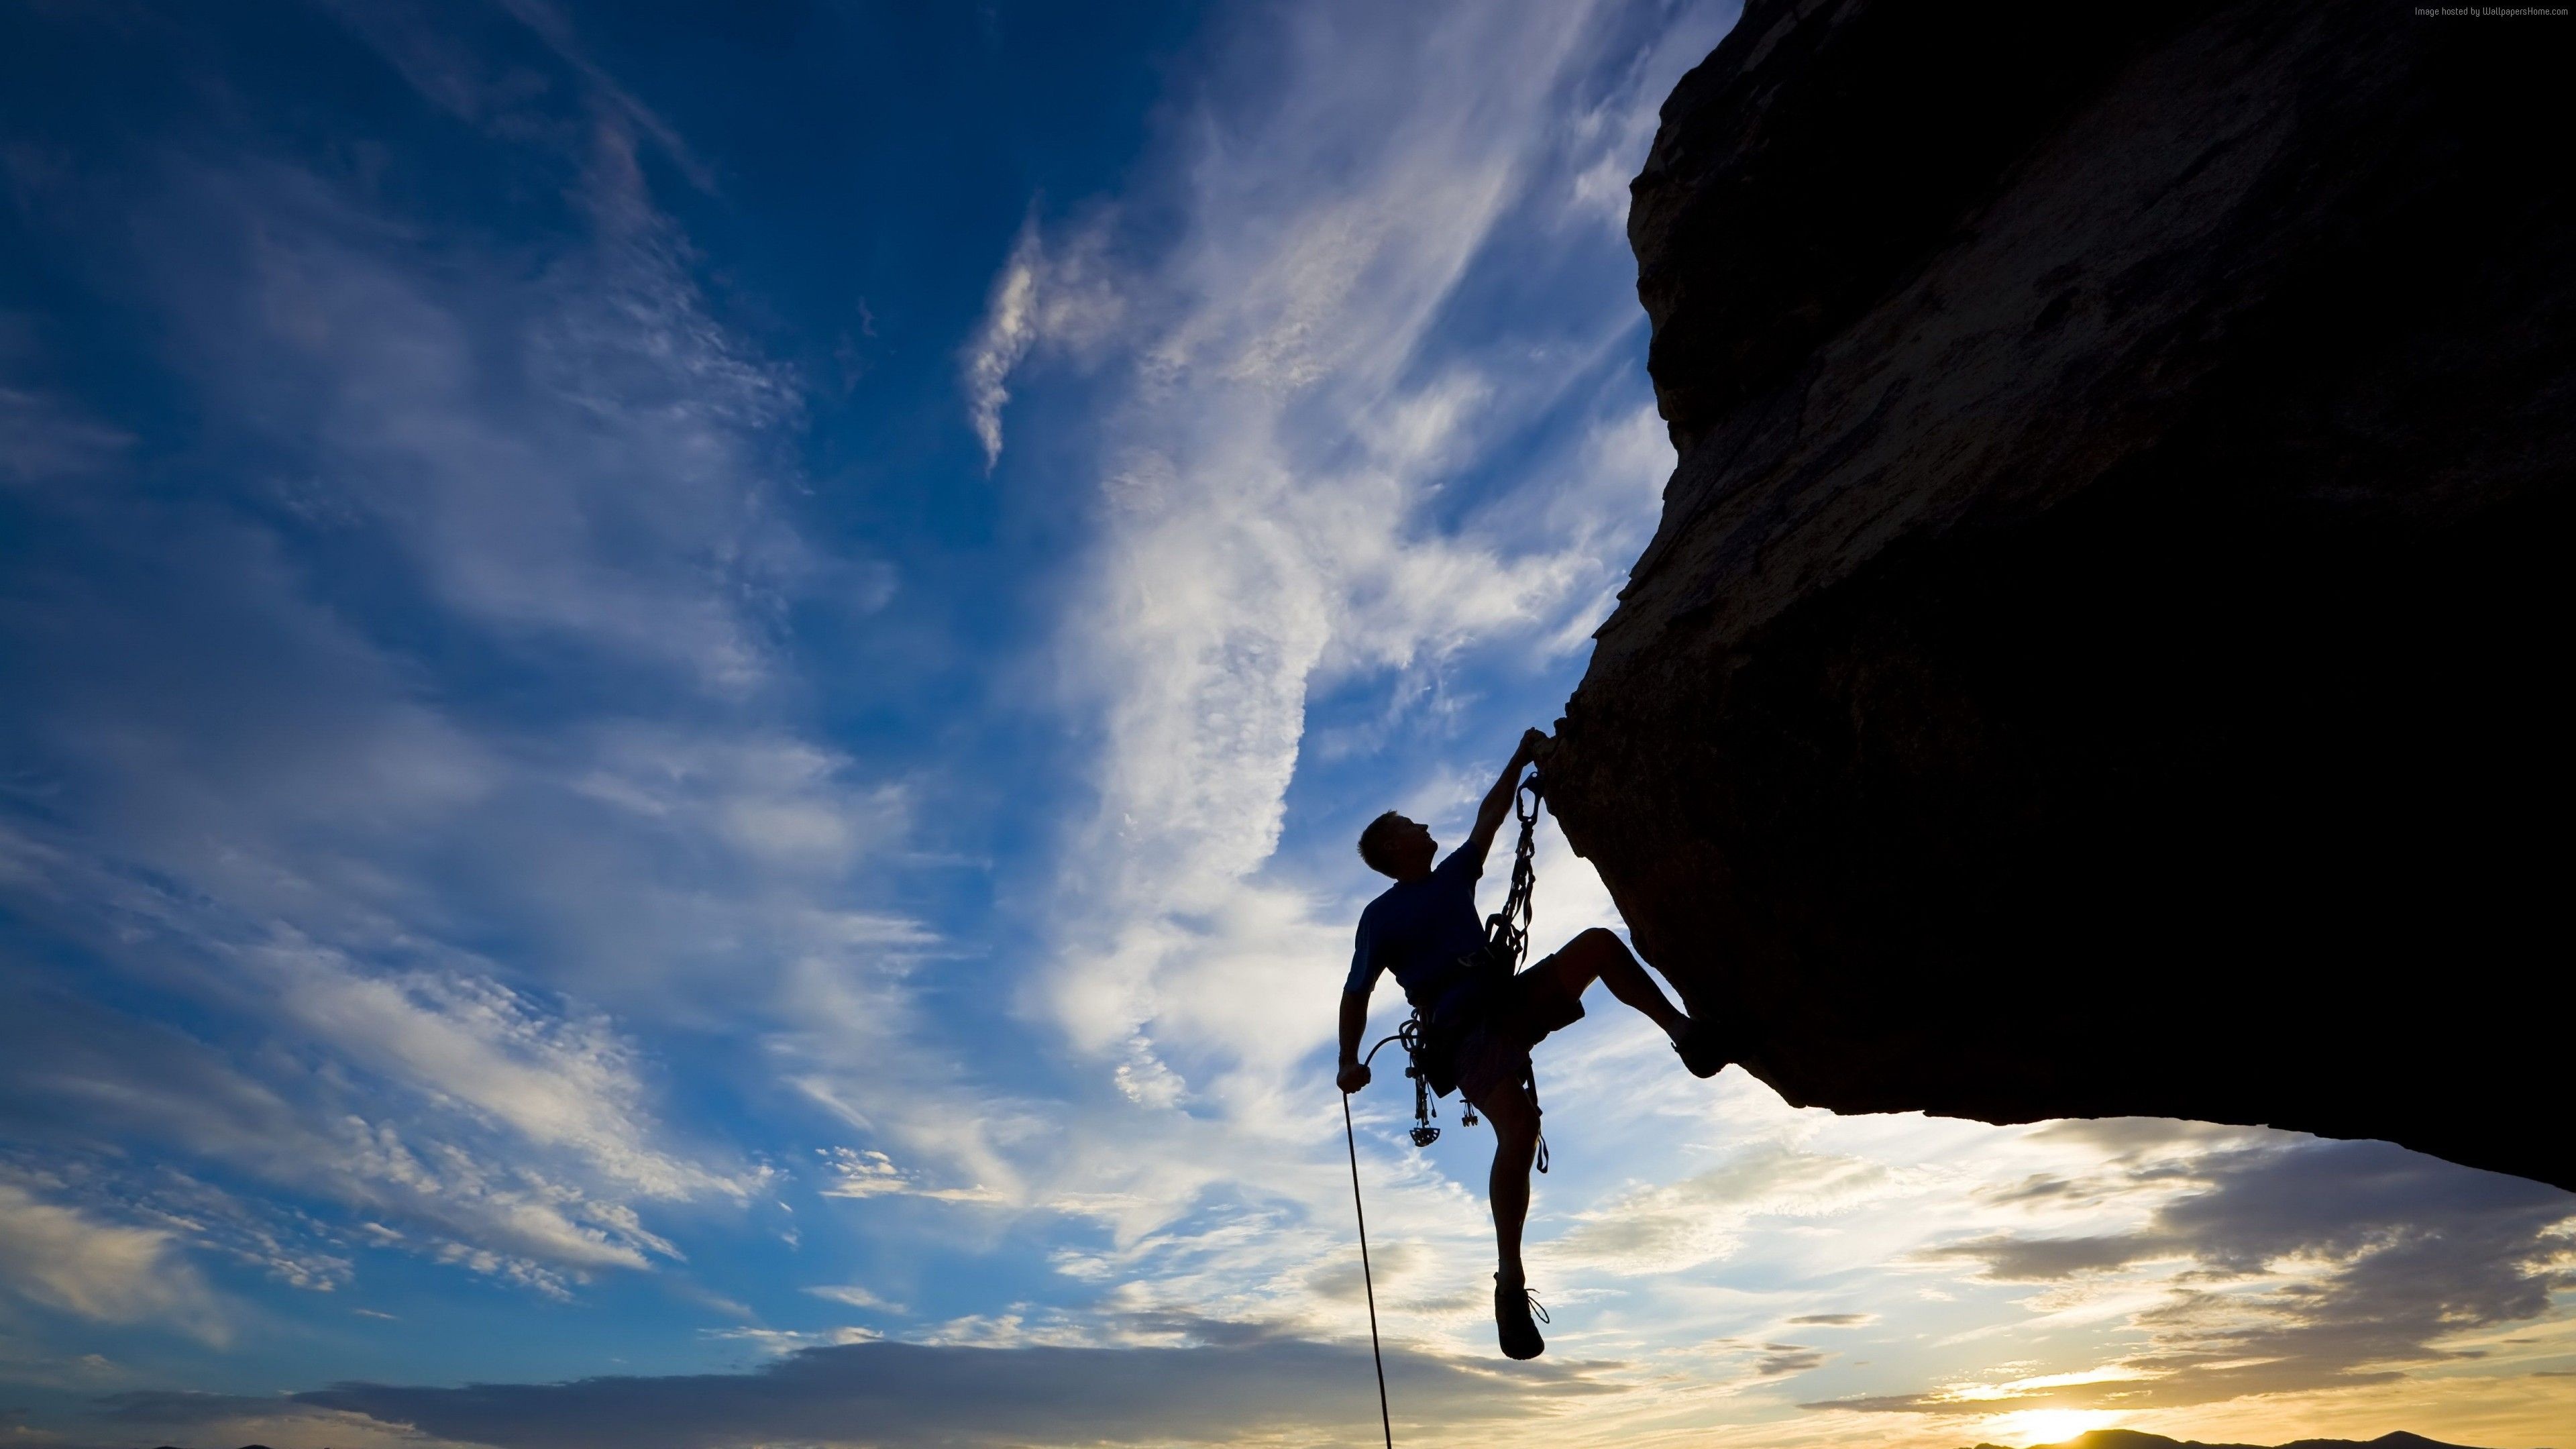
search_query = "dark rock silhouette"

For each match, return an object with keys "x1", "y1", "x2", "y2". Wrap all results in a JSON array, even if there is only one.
[
  {"x1": 1546, "y1": 0, "x2": 2571, "y2": 1189},
  {"x1": 1978, "y1": 1433, "x2": 2490, "y2": 1449}
]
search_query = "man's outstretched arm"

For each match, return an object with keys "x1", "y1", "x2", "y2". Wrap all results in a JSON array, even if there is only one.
[
  {"x1": 1336, "y1": 988, "x2": 1373, "y2": 1093},
  {"x1": 1458, "y1": 728, "x2": 1550, "y2": 871}
]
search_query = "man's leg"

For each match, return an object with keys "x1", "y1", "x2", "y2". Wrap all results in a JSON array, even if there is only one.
[
  {"x1": 1543, "y1": 926, "x2": 1689, "y2": 1044},
  {"x1": 1474, "y1": 1079, "x2": 1548, "y2": 1360},
  {"x1": 1479, "y1": 1081, "x2": 1542, "y2": 1285}
]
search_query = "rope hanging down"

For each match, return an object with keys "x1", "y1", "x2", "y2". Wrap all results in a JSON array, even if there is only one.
[{"x1": 1342, "y1": 1089, "x2": 1393, "y2": 1449}]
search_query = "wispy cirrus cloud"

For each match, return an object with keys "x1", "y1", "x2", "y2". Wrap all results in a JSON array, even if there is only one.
[
  {"x1": 1552, "y1": 1142, "x2": 1906, "y2": 1277},
  {"x1": 961, "y1": 215, "x2": 1126, "y2": 469},
  {"x1": 0, "y1": 969, "x2": 722, "y2": 1293},
  {"x1": 321, "y1": 0, "x2": 716, "y2": 193},
  {"x1": 804, "y1": 1282, "x2": 904, "y2": 1313},
  {"x1": 0, "y1": 0, "x2": 941, "y2": 1315},
  {"x1": 160, "y1": 157, "x2": 810, "y2": 693},
  {"x1": 812, "y1": 1148, "x2": 1002, "y2": 1205}
]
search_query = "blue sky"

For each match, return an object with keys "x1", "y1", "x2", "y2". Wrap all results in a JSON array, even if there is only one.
[{"x1": 1, "y1": 3, "x2": 2570, "y2": 1448}]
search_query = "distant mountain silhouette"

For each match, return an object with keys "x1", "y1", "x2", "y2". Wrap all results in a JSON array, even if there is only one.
[{"x1": 1970, "y1": 1430, "x2": 2497, "y2": 1449}]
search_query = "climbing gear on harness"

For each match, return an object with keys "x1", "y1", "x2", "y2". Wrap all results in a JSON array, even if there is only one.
[{"x1": 1397, "y1": 1014, "x2": 1440, "y2": 1147}]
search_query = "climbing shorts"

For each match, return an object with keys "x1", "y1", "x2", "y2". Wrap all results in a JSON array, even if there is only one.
[{"x1": 1450, "y1": 952, "x2": 1587, "y2": 1110}]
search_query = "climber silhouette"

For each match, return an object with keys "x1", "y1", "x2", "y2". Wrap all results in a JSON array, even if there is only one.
[{"x1": 1338, "y1": 727, "x2": 1727, "y2": 1360}]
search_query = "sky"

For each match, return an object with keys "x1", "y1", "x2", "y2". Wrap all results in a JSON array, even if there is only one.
[{"x1": 0, "y1": 3, "x2": 2569, "y2": 1448}]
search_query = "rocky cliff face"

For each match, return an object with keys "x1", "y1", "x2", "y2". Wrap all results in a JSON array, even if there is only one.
[{"x1": 1546, "y1": 1, "x2": 2570, "y2": 1190}]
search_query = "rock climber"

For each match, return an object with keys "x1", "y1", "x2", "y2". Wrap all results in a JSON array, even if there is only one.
[{"x1": 1336, "y1": 726, "x2": 1727, "y2": 1360}]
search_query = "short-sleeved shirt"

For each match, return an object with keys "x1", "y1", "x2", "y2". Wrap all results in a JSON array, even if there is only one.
[{"x1": 1345, "y1": 848, "x2": 1489, "y2": 1011}]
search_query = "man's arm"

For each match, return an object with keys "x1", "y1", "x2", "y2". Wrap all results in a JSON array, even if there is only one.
[
  {"x1": 1457, "y1": 728, "x2": 1550, "y2": 871},
  {"x1": 1336, "y1": 989, "x2": 1372, "y2": 1094}
]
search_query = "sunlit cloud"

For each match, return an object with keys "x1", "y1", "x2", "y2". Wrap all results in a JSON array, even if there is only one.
[
  {"x1": 1803, "y1": 1137, "x2": 2576, "y2": 1417},
  {"x1": 0, "y1": 1179, "x2": 225, "y2": 1344}
]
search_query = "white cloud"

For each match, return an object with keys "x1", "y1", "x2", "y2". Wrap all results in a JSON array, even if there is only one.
[
  {"x1": 963, "y1": 215, "x2": 1126, "y2": 468},
  {"x1": 0, "y1": 1180, "x2": 223, "y2": 1342},
  {"x1": 964, "y1": 223, "x2": 1041, "y2": 469},
  {"x1": 569, "y1": 727, "x2": 912, "y2": 878},
  {"x1": 1553, "y1": 1143, "x2": 1904, "y2": 1275},
  {"x1": 245, "y1": 938, "x2": 744, "y2": 1204},
  {"x1": 703, "y1": 1324, "x2": 881, "y2": 1355},
  {"x1": 1, "y1": 1004, "x2": 691, "y2": 1293},
  {"x1": 804, "y1": 1283, "x2": 905, "y2": 1313},
  {"x1": 145, "y1": 144, "x2": 808, "y2": 694},
  {"x1": 1556, "y1": 5, "x2": 1743, "y2": 229},
  {"x1": 814, "y1": 1148, "x2": 1003, "y2": 1205}
]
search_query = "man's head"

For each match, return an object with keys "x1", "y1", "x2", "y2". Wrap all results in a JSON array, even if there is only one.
[{"x1": 1357, "y1": 811, "x2": 1436, "y2": 879}]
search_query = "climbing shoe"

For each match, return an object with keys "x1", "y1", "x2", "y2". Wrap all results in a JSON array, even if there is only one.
[
  {"x1": 1673, "y1": 1017, "x2": 1729, "y2": 1079},
  {"x1": 1494, "y1": 1273, "x2": 1549, "y2": 1360}
]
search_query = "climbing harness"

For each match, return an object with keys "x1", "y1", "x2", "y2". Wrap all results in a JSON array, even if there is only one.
[{"x1": 1340, "y1": 777, "x2": 1553, "y2": 1446}]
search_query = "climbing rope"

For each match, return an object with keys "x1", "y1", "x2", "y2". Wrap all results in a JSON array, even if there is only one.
[
  {"x1": 1342, "y1": 1087, "x2": 1393, "y2": 1449},
  {"x1": 1344, "y1": 1018, "x2": 1427, "y2": 1449}
]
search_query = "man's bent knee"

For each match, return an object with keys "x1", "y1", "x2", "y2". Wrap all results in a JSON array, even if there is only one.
[
  {"x1": 1569, "y1": 926, "x2": 1627, "y2": 960},
  {"x1": 1545, "y1": 929, "x2": 1620, "y2": 994},
  {"x1": 1555, "y1": 927, "x2": 1623, "y2": 971}
]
